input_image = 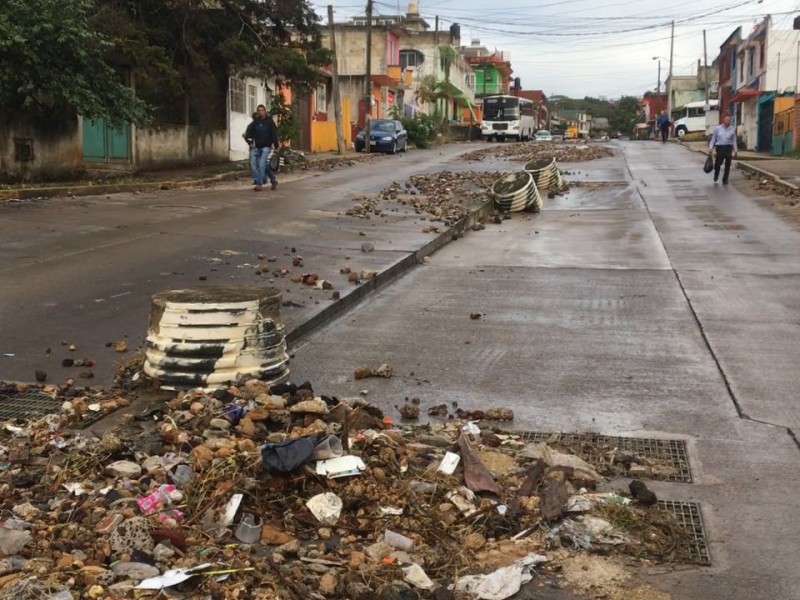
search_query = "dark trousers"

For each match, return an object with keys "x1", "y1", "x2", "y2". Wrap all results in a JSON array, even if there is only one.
[
  {"x1": 713, "y1": 145, "x2": 733, "y2": 183},
  {"x1": 660, "y1": 125, "x2": 669, "y2": 142}
]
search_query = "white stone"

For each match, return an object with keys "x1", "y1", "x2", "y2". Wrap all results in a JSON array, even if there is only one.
[{"x1": 105, "y1": 460, "x2": 142, "y2": 479}]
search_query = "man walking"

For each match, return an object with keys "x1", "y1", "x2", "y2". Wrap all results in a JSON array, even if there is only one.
[
  {"x1": 656, "y1": 110, "x2": 670, "y2": 143},
  {"x1": 244, "y1": 105, "x2": 279, "y2": 191},
  {"x1": 709, "y1": 115, "x2": 738, "y2": 185}
]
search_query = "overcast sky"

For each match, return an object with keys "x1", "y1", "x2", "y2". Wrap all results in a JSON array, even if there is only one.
[{"x1": 311, "y1": 0, "x2": 799, "y2": 98}]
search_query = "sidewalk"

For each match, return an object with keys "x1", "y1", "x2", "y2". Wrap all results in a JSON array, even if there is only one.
[
  {"x1": 677, "y1": 140, "x2": 800, "y2": 193},
  {"x1": 0, "y1": 150, "x2": 370, "y2": 201}
]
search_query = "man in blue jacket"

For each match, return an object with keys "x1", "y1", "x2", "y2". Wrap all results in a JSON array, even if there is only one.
[
  {"x1": 708, "y1": 115, "x2": 738, "y2": 185},
  {"x1": 244, "y1": 105, "x2": 279, "y2": 192},
  {"x1": 656, "y1": 110, "x2": 670, "y2": 143}
]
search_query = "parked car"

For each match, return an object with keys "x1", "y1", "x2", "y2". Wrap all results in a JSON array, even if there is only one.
[
  {"x1": 534, "y1": 130, "x2": 553, "y2": 141},
  {"x1": 355, "y1": 119, "x2": 408, "y2": 153}
]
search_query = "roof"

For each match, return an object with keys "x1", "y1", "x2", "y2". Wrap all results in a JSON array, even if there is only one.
[
  {"x1": 730, "y1": 88, "x2": 760, "y2": 102},
  {"x1": 371, "y1": 74, "x2": 403, "y2": 88},
  {"x1": 467, "y1": 54, "x2": 512, "y2": 76},
  {"x1": 516, "y1": 90, "x2": 547, "y2": 104}
]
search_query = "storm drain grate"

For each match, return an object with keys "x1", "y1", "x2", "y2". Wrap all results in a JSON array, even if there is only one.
[
  {"x1": 656, "y1": 500, "x2": 711, "y2": 565},
  {"x1": 515, "y1": 432, "x2": 692, "y2": 483},
  {"x1": 0, "y1": 389, "x2": 62, "y2": 420}
]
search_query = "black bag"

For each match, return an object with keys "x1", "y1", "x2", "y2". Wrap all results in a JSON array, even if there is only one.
[{"x1": 703, "y1": 153, "x2": 714, "y2": 174}]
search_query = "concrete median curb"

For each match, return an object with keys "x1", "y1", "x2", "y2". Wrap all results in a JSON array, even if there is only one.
[
  {"x1": 737, "y1": 161, "x2": 800, "y2": 193},
  {"x1": 0, "y1": 154, "x2": 379, "y2": 202},
  {"x1": 0, "y1": 169, "x2": 246, "y2": 201},
  {"x1": 285, "y1": 198, "x2": 496, "y2": 346}
]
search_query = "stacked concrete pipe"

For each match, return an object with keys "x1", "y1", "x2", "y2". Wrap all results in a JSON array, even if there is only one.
[{"x1": 491, "y1": 171, "x2": 542, "y2": 213}]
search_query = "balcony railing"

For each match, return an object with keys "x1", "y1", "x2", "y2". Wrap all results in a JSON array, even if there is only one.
[{"x1": 475, "y1": 82, "x2": 504, "y2": 96}]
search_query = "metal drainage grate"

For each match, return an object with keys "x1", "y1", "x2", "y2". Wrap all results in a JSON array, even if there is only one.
[
  {"x1": 515, "y1": 432, "x2": 692, "y2": 483},
  {"x1": 656, "y1": 500, "x2": 711, "y2": 565},
  {"x1": 0, "y1": 389, "x2": 62, "y2": 420}
]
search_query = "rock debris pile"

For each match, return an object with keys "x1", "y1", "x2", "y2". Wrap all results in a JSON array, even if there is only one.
[
  {"x1": 0, "y1": 378, "x2": 692, "y2": 599},
  {"x1": 346, "y1": 171, "x2": 500, "y2": 227},
  {"x1": 462, "y1": 142, "x2": 614, "y2": 164}
]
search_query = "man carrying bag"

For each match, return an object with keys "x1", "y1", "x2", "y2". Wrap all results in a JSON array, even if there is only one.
[{"x1": 708, "y1": 115, "x2": 738, "y2": 185}]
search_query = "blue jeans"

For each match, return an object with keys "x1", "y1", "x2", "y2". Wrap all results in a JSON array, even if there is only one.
[{"x1": 250, "y1": 147, "x2": 276, "y2": 186}]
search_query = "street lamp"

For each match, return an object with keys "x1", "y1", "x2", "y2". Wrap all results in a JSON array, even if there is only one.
[
  {"x1": 652, "y1": 56, "x2": 671, "y2": 120},
  {"x1": 652, "y1": 56, "x2": 669, "y2": 94}
]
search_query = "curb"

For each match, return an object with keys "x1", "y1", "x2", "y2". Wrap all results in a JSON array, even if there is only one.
[
  {"x1": 285, "y1": 199, "x2": 496, "y2": 346},
  {"x1": 0, "y1": 155, "x2": 374, "y2": 202},
  {"x1": 737, "y1": 161, "x2": 800, "y2": 193},
  {"x1": 0, "y1": 169, "x2": 246, "y2": 201}
]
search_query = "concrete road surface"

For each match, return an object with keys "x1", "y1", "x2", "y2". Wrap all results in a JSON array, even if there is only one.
[{"x1": 289, "y1": 142, "x2": 800, "y2": 599}]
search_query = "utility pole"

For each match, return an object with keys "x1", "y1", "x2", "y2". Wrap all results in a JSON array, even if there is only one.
[
  {"x1": 776, "y1": 52, "x2": 781, "y2": 93},
  {"x1": 656, "y1": 59, "x2": 661, "y2": 94},
  {"x1": 667, "y1": 20, "x2": 674, "y2": 120},
  {"x1": 434, "y1": 16, "x2": 439, "y2": 117},
  {"x1": 364, "y1": 0, "x2": 372, "y2": 153},
  {"x1": 796, "y1": 40, "x2": 799, "y2": 93},
  {"x1": 703, "y1": 30, "x2": 709, "y2": 107},
  {"x1": 328, "y1": 5, "x2": 346, "y2": 155}
]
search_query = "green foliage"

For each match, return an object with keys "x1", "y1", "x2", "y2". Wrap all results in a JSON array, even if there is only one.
[
  {"x1": 0, "y1": 0, "x2": 331, "y2": 126},
  {"x1": 269, "y1": 92, "x2": 299, "y2": 145},
  {"x1": 400, "y1": 112, "x2": 441, "y2": 149},
  {"x1": 0, "y1": 0, "x2": 149, "y2": 125},
  {"x1": 550, "y1": 95, "x2": 640, "y2": 135}
]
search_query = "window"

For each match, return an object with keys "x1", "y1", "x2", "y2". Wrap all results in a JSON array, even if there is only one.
[
  {"x1": 316, "y1": 84, "x2": 327, "y2": 113},
  {"x1": 400, "y1": 49, "x2": 424, "y2": 70},
  {"x1": 230, "y1": 78, "x2": 246, "y2": 114},
  {"x1": 247, "y1": 85, "x2": 257, "y2": 116},
  {"x1": 748, "y1": 50, "x2": 755, "y2": 79},
  {"x1": 465, "y1": 73, "x2": 476, "y2": 89}
]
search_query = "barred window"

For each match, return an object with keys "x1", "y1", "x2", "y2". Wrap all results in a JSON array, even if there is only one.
[
  {"x1": 247, "y1": 85, "x2": 258, "y2": 116},
  {"x1": 230, "y1": 78, "x2": 246, "y2": 114}
]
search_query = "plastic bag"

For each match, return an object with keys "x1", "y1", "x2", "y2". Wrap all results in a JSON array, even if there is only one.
[
  {"x1": 703, "y1": 153, "x2": 714, "y2": 173},
  {"x1": 261, "y1": 436, "x2": 316, "y2": 473}
]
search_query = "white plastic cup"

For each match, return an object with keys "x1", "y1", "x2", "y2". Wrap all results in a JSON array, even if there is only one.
[
  {"x1": 312, "y1": 435, "x2": 344, "y2": 460},
  {"x1": 235, "y1": 513, "x2": 262, "y2": 544}
]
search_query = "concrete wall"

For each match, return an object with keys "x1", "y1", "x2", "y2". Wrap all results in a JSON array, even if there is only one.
[
  {"x1": 765, "y1": 30, "x2": 800, "y2": 92},
  {"x1": 0, "y1": 112, "x2": 83, "y2": 182},
  {"x1": 325, "y1": 27, "x2": 388, "y2": 77},
  {"x1": 741, "y1": 99, "x2": 758, "y2": 150},
  {"x1": 134, "y1": 124, "x2": 227, "y2": 169}
]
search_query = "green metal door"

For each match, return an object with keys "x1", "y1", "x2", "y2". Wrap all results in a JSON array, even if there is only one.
[
  {"x1": 83, "y1": 117, "x2": 130, "y2": 162},
  {"x1": 82, "y1": 119, "x2": 107, "y2": 160},
  {"x1": 107, "y1": 125, "x2": 130, "y2": 159}
]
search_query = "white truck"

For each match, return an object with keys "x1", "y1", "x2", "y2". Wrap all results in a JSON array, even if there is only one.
[{"x1": 672, "y1": 100, "x2": 720, "y2": 137}]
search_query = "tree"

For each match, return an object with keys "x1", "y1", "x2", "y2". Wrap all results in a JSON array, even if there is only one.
[
  {"x1": 0, "y1": 0, "x2": 149, "y2": 125},
  {"x1": 0, "y1": 0, "x2": 331, "y2": 127},
  {"x1": 269, "y1": 92, "x2": 299, "y2": 145},
  {"x1": 93, "y1": 0, "x2": 331, "y2": 126}
]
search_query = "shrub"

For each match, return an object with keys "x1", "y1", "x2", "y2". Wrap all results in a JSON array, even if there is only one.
[{"x1": 400, "y1": 113, "x2": 440, "y2": 148}]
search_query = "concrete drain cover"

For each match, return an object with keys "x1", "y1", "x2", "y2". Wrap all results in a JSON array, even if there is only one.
[
  {"x1": 0, "y1": 389, "x2": 61, "y2": 420},
  {"x1": 516, "y1": 432, "x2": 692, "y2": 483},
  {"x1": 656, "y1": 500, "x2": 711, "y2": 565}
]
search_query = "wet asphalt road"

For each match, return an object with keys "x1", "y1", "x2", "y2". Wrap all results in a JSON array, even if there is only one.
[
  {"x1": 288, "y1": 142, "x2": 800, "y2": 600},
  {"x1": 0, "y1": 142, "x2": 486, "y2": 384}
]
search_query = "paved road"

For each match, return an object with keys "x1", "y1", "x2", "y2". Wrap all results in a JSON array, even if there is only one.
[
  {"x1": 0, "y1": 143, "x2": 485, "y2": 384},
  {"x1": 289, "y1": 142, "x2": 800, "y2": 599}
]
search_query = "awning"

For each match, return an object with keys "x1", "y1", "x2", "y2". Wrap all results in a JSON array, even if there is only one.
[
  {"x1": 730, "y1": 89, "x2": 760, "y2": 103},
  {"x1": 371, "y1": 74, "x2": 403, "y2": 89}
]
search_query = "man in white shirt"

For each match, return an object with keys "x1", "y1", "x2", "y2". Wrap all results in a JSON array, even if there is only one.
[{"x1": 708, "y1": 115, "x2": 738, "y2": 185}]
